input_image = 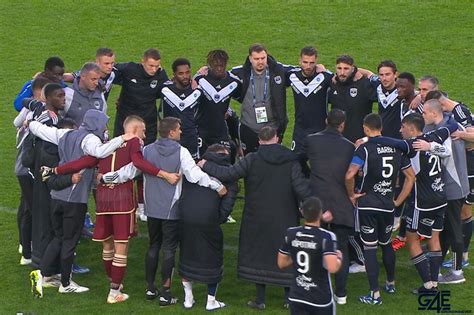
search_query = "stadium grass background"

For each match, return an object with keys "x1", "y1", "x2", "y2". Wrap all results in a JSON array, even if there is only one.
[{"x1": 0, "y1": 1, "x2": 473, "y2": 314}]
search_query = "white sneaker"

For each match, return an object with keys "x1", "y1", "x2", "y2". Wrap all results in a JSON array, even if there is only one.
[
  {"x1": 30, "y1": 270, "x2": 43, "y2": 298},
  {"x1": 349, "y1": 263, "x2": 366, "y2": 274},
  {"x1": 226, "y1": 215, "x2": 236, "y2": 224},
  {"x1": 43, "y1": 274, "x2": 62, "y2": 288},
  {"x1": 107, "y1": 289, "x2": 129, "y2": 304},
  {"x1": 59, "y1": 280, "x2": 89, "y2": 293},
  {"x1": 183, "y1": 298, "x2": 195, "y2": 309},
  {"x1": 206, "y1": 299, "x2": 226, "y2": 311},
  {"x1": 20, "y1": 256, "x2": 32, "y2": 265},
  {"x1": 334, "y1": 294, "x2": 347, "y2": 305}
]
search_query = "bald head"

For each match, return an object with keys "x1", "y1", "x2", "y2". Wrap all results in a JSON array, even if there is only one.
[{"x1": 422, "y1": 99, "x2": 444, "y2": 125}]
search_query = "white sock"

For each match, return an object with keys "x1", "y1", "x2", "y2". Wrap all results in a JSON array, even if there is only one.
[
  {"x1": 109, "y1": 288, "x2": 120, "y2": 295},
  {"x1": 452, "y1": 269, "x2": 463, "y2": 276},
  {"x1": 182, "y1": 281, "x2": 193, "y2": 301},
  {"x1": 423, "y1": 281, "x2": 433, "y2": 289},
  {"x1": 207, "y1": 294, "x2": 216, "y2": 303},
  {"x1": 463, "y1": 252, "x2": 469, "y2": 261}
]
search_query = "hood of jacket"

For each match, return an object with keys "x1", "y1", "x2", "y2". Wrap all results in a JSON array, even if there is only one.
[
  {"x1": 79, "y1": 109, "x2": 109, "y2": 141},
  {"x1": 257, "y1": 143, "x2": 297, "y2": 165},
  {"x1": 155, "y1": 137, "x2": 181, "y2": 157},
  {"x1": 203, "y1": 151, "x2": 231, "y2": 166}
]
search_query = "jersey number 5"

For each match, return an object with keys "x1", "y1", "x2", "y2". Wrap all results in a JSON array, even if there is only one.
[{"x1": 382, "y1": 156, "x2": 394, "y2": 178}]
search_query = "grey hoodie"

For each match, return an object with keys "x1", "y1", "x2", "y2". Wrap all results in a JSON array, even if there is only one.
[
  {"x1": 51, "y1": 110, "x2": 109, "y2": 204},
  {"x1": 143, "y1": 138, "x2": 181, "y2": 219},
  {"x1": 424, "y1": 114, "x2": 469, "y2": 200},
  {"x1": 63, "y1": 77, "x2": 107, "y2": 125}
]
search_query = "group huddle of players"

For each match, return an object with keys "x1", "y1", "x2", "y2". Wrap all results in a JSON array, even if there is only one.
[{"x1": 11, "y1": 43, "x2": 473, "y2": 314}]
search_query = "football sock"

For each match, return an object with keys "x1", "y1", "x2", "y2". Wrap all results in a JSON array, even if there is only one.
[
  {"x1": 381, "y1": 243, "x2": 396, "y2": 282},
  {"x1": 411, "y1": 253, "x2": 431, "y2": 284},
  {"x1": 429, "y1": 251, "x2": 442, "y2": 284},
  {"x1": 102, "y1": 249, "x2": 114, "y2": 278},
  {"x1": 363, "y1": 245, "x2": 379, "y2": 292},
  {"x1": 111, "y1": 254, "x2": 127, "y2": 286}
]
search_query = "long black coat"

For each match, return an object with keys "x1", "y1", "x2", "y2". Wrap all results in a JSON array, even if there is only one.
[
  {"x1": 203, "y1": 144, "x2": 311, "y2": 286},
  {"x1": 178, "y1": 152, "x2": 238, "y2": 284},
  {"x1": 306, "y1": 127, "x2": 355, "y2": 227}
]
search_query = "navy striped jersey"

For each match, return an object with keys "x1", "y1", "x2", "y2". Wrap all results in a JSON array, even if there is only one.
[
  {"x1": 160, "y1": 81, "x2": 202, "y2": 138},
  {"x1": 352, "y1": 140, "x2": 411, "y2": 212},
  {"x1": 279, "y1": 225, "x2": 337, "y2": 307},
  {"x1": 369, "y1": 128, "x2": 451, "y2": 211},
  {"x1": 370, "y1": 75, "x2": 403, "y2": 138},
  {"x1": 286, "y1": 69, "x2": 332, "y2": 133},
  {"x1": 195, "y1": 72, "x2": 240, "y2": 140}
]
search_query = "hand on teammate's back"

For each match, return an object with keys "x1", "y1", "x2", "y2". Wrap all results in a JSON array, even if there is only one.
[
  {"x1": 160, "y1": 170, "x2": 181, "y2": 185},
  {"x1": 217, "y1": 185, "x2": 227, "y2": 197},
  {"x1": 121, "y1": 133, "x2": 136, "y2": 142},
  {"x1": 322, "y1": 210, "x2": 333, "y2": 223},
  {"x1": 197, "y1": 159, "x2": 207, "y2": 168},
  {"x1": 72, "y1": 172, "x2": 82, "y2": 184}
]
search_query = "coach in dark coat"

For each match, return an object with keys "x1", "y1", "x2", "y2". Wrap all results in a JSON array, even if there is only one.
[
  {"x1": 179, "y1": 146, "x2": 238, "y2": 284},
  {"x1": 200, "y1": 126, "x2": 311, "y2": 307},
  {"x1": 306, "y1": 109, "x2": 355, "y2": 300}
]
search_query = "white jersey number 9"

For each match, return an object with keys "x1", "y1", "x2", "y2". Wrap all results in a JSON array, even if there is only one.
[{"x1": 296, "y1": 251, "x2": 310, "y2": 274}]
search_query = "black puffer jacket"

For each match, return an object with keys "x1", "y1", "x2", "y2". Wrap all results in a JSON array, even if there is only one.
[{"x1": 203, "y1": 143, "x2": 311, "y2": 286}]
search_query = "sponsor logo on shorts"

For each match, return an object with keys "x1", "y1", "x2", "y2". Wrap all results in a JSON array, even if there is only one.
[
  {"x1": 385, "y1": 225, "x2": 393, "y2": 233},
  {"x1": 361, "y1": 225, "x2": 374, "y2": 234},
  {"x1": 420, "y1": 218, "x2": 434, "y2": 226}
]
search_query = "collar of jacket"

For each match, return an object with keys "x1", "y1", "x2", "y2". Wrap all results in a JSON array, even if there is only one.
[{"x1": 242, "y1": 54, "x2": 278, "y2": 74}]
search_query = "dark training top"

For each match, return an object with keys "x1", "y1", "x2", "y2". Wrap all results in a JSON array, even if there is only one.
[
  {"x1": 352, "y1": 139, "x2": 411, "y2": 212},
  {"x1": 280, "y1": 225, "x2": 337, "y2": 308},
  {"x1": 115, "y1": 62, "x2": 168, "y2": 121}
]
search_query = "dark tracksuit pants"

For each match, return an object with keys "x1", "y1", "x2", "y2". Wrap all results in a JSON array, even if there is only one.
[
  {"x1": 17, "y1": 175, "x2": 34, "y2": 259},
  {"x1": 40, "y1": 199, "x2": 87, "y2": 286},
  {"x1": 145, "y1": 218, "x2": 180, "y2": 290},
  {"x1": 325, "y1": 223, "x2": 351, "y2": 297},
  {"x1": 441, "y1": 198, "x2": 465, "y2": 270}
]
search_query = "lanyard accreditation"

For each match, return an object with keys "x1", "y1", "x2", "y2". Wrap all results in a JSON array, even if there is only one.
[{"x1": 250, "y1": 67, "x2": 270, "y2": 123}]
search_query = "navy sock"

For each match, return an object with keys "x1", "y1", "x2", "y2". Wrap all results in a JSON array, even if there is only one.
[
  {"x1": 363, "y1": 246, "x2": 379, "y2": 291},
  {"x1": 398, "y1": 217, "x2": 407, "y2": 238},
  {"x1": 429, "y1": 251, "x2": 442, "y2": 283},
  {"x1": 381, "y1": 244, "x2": 396, "y2": 282},
  {"x1": 207, "y1": 283, "x2": 218, "y2": 296},
  {"x1": 412, "y1": 253, "x2": 431, "y2": 283},
  {"x1": 256, "y1": 283, "x2": 265, "y2": 304}
]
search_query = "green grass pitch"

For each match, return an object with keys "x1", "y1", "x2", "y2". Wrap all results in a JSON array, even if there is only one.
[{"x1": 0, "y1": 1, "x2": 473, "y2": 314}]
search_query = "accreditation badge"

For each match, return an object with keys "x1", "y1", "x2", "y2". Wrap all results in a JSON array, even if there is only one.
[{"x1": 255, "y1": 106, "x2": 268, "y2": 123}]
